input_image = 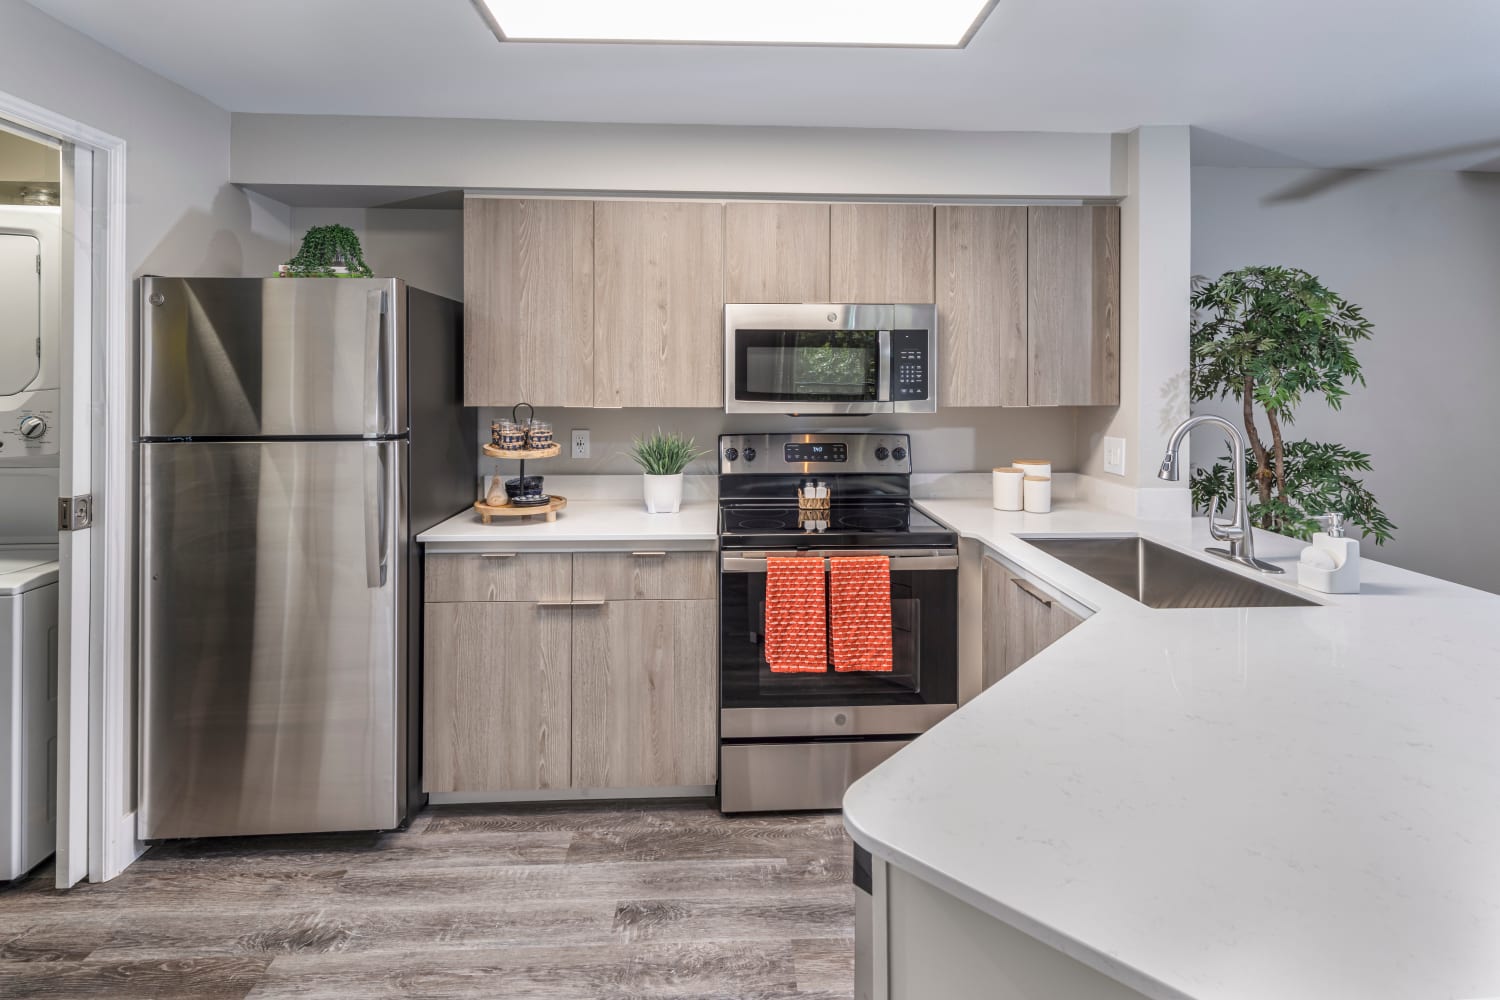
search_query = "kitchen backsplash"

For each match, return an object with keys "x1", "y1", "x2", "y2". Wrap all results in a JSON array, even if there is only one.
[{"x1": 474, "y1": 406, "x2": 1083, "y2": 483}]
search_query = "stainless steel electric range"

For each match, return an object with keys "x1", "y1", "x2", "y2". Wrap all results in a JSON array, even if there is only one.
[{"x1": 717, "y1": 432, "x2": 959, "y2": 813}]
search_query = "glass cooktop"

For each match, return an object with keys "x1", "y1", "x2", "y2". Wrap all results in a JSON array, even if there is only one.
[{"x1": 719, "y1": 499, "x2": 956, "y2": 550}]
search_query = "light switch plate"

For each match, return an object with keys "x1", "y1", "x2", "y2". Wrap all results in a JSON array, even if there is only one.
[
  {"x1": 571, "y1": 429, "x2": 590, "y2": 459},
  {"x1": 1103, "y1": 436, "x2": 1126, "y2": 476}
]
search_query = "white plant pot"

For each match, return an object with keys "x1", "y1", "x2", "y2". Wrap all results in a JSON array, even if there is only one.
[{"x1": 642, "y1": 473, "x2": 684, "y2": 514}]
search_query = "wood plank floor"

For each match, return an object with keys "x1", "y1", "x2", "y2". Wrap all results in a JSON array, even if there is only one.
[{"x1": 0, "y1": 801, "x2": 855, "y2": 999}]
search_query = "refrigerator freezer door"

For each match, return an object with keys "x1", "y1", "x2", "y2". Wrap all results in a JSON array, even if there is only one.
[
  {"x1": 139, "y1": 277, "x2": 407, "y2": 438},
  {"x1": 139, "y1": 439, "x2": 407, "y2": 838}
]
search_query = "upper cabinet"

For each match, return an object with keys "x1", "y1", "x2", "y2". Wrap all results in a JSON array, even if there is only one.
[
  {"x1": 724, "y1": 202, "x2": 830, "y2": 303},
  {"x1": 935, "y1": 206, "x2": 1028, "y2": 408},
  {"x1": 463, "y1": 198, "x2": 594, "y2": 407},
  {"x1": 830, "y1": 204, "x2": 935, "y2": 303},
  {"x1": 1027, "y1": 206, "x2": 1121, "y2": 407},
  {"x1": 594, "y1": 200, "x2": 726, "y2": 408}
]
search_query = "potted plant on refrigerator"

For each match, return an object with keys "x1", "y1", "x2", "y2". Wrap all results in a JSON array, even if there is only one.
[
  {"x1": 280, "y1": 224, "x2": 374, "y2": 277},
  {"x1": 628, "y1": 429, "x2": 706, "y2": 514}
]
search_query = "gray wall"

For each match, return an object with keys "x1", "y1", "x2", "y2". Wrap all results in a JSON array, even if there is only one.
[
  {"x1": 1192, "y1": 166, "x2": 1500, "y2": 593},
  {"x1": 477, "y1": 407, "x2": 1083, "y2": 482},
  {"x1": 0, "y1": 0, "x2": 291, "y2": 278}
]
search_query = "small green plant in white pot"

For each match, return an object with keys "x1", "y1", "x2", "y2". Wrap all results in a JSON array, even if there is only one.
[{"x1": 629, "y1": 429, "x2": 706, "y2": 514}]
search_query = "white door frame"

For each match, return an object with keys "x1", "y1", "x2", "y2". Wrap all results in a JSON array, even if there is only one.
[{"x1": 0, "y1": 89, "x2": 136, "y2": 884}]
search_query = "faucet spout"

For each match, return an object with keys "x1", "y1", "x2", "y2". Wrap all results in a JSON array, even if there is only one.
[{"x1": 1158, "y1": 415, "x2": 1284, "y2": 574}]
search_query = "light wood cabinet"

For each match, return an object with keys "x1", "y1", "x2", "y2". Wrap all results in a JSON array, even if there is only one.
[
  {"x1": 594, "y1": 200, "x2": 725, "y2": 407},
  {"x1": 572, "y1": 551, "x2": 717, "y2": 602},
  {"x1": 1027, "y1": 206, "x2": 1121, "y2": 406},
  {"x1": 571, "y1": 599, "x2": 718, "y2": 788},
  {"x1": 424, "y1": 552, "x2": 571, "y2": 603},
  {"x1": 981, "y1": 556, "x2": 1085, "y2": 688},
  {"x1": 424, "y1": 602, "x2": 572, "y2": 792},
  {"x1": 725, "y1": 202, "x2": 831, "y2": 303},
  {"x1": 936, "y1": 206, "x2": 1028, "y2": 407},
  {"x1": 463, "y1": 198, "x2": 594, "y2": 407},
  {"x1": 830, "y1": 203, "x2": 935, "y2": 302},
  {"x1": 423, "y1": 548, "x2": 718, "y2": 795}
]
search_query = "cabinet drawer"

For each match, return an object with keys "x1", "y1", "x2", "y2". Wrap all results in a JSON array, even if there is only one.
[
  {"x1": 572, "y1": 551, "x2": 716, "y2": 601},
  {"x1": 425, "y1": 553, "x2": 572, "y2": 603}
]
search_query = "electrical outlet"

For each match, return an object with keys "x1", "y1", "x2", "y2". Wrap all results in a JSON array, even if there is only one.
[
  {"x1": 1103, "y1": 436, "x2": 1127, "y2": 476},
  {"x1": 571, "y1": 429, "x2": 590, "y2": 459}
]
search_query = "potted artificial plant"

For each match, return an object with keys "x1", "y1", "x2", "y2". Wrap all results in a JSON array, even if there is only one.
[
  {"x1": 629, "y1": 429, "x2": 706, "y2": 514},
  {"x1": 281, "y1": 224, "x2": 374, "y2": 277},
  {"x1": 1189, "y1": 265, "x2": 1395, "y2": 543}
]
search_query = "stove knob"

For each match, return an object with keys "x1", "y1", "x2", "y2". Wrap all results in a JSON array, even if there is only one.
[
  {"x1": 742, "y1": 447, "x2": 757, "y2": 462},
  {"x1": 18, "y1": 415, "x2": 46, "y2": 440},
  {"x1": 874, "y1": 446, "x2": 890, "y2": 461},
  {"x1": 723, "y1": 447, "x2": 739, "y2": 462},
  {"x1": 891, "y1": 446, "x2": 907, "y2": 462}
]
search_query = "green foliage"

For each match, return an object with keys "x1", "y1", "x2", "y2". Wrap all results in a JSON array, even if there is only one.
[
  {"x1": 283, "y1": 224, "x2": 373, "y2": 277},
  {"x1": 1191, "y1": 265, "x2": 1371, "y2": 416},
  {"x1": 1190, "y1": 266, "x2": 1394, "y2": 543},
  {"x1": 628, "y1": 428, "x2": 707, "y2": 476},
  {"x1": 1190, "y1": 441, "x2": 1396, "y2": 544}
]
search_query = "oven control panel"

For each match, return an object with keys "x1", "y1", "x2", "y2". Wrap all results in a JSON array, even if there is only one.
[{"x1": 720, "y1": 433, "x2": 911, "y2": 475}]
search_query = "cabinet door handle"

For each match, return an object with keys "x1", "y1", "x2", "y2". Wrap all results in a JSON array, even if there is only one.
[
  {"x1": 630, "y1": 551, "x2": 667, "y2": 558},
  {"x1": 569, "y1": 600, "x2": 606, "y2": 608},
  {"x1": 535, "y1": 601, "x2": 573, "y2": 608},
  {"x1": 1012, "y1": 578, "x2": 1054, "y2": 608},
  {"x1": 480, "y1": 553, "x2": 517, "y2": 559}
]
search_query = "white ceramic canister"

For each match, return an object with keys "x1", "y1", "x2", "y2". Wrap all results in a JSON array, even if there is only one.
[
  {"x1": 1013, "y1": 458, "x2": 1051, "y2": 480},
  {"x1": 1023, "y1": 475, "x2": 1052, "y2": 514},
  {"x1": 992, "y1": 466, "x2": 1025, "y2": 511}
]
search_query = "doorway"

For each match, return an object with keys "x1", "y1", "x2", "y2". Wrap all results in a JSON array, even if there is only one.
[{"x1": 0, "y1": 89, "x2": 133, "y2": 887}]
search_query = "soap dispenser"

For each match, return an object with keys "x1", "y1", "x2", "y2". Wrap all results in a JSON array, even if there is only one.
[{"x1": 1297, "y1": 513, "x2": 1360, "y2": 594}]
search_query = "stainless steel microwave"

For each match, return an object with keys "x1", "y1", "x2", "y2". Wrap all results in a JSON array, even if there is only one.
[{"x1": 724, "y1": 303, "x2": 937, "y2": 415}]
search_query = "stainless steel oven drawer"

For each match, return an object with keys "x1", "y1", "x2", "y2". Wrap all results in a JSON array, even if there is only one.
[
  {"x1": 720, "y1": 740, "x2": 909, "y2": 813},
  {"x1": 722, "y1": 704, "x2": 955, "y2": 739}
]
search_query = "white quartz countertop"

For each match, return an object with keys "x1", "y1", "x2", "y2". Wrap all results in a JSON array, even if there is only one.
[
  {"x1": 417, "y1": 499, "x2": 718, "y2": 550},
  {"x1": 845, "y1": 498, "x2": 1500, "y2": 1000}
]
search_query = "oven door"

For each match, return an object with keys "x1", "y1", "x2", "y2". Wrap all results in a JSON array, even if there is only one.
[{"x1": 719, "y1": 549, "x2": 959, "y2": 739}]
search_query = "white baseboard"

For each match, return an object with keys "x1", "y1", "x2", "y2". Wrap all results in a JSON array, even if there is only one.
[{"x1": 428, "y1": 785, "x2": 716, "y2": 806}]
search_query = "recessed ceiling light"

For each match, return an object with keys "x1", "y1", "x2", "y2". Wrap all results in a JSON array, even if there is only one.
[{"x1": 472, "y1": 0, "x2": 999, "y2": 48}]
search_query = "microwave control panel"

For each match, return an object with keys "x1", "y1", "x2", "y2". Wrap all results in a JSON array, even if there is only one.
[{"x1": 891, "y1": 329, "x2": 930, "y2": 401}]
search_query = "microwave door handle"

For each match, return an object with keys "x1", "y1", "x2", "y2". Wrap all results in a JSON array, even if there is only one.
[{"x1": 876, "y1": 330, "x2": 893, "y2": 402}]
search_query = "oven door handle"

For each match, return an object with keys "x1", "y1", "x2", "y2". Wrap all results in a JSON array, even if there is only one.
[{"x1": 721, "y1": 552, "x2": 958, "y2": 573}]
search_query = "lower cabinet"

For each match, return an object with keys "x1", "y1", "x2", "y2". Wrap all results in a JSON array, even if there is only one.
[
  {"x1": 423, "y1": 551, "x2": 717, "y2": 795},
  {"x1": 981, "y1": 555, "x2": 1085, "y2": 689},
  {"x1": 572, "y1": 600, "x2": 717, "y2": 788},
  {"x1": 423, "y1": 602, "x2": 572, "y2": 793}
]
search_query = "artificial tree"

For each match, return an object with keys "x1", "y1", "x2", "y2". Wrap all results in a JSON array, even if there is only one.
[
  {"x1": 1189, "y1": 265, "x2": 1395, "y2": 544},
  {"x1": 282, "y1": 224, "x2": 373, "y2": 277}
]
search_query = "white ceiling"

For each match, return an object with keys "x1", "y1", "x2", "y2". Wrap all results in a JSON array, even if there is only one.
[{"x1": 24, "y1": 0, "x2": 1500, "y2": 169}]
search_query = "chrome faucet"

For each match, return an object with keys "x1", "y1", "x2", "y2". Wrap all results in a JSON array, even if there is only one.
[{"x1": 1157, "y1": 415, "x2": 1283, "y2": 574}]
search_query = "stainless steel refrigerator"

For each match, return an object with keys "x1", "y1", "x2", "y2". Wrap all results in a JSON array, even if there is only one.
[{"x1": 137, "y1": 277, "x2": 474, "y2": 839}]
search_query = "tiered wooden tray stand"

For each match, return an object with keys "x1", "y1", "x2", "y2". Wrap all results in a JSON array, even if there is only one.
[{"x1": 474, "y1": 441, "x2": 568, "y2": 523}]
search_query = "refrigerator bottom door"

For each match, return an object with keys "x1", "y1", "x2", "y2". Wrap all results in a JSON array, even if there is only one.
[{"x1": 139, "y1": 439, "x2": 406, "y2": 839}]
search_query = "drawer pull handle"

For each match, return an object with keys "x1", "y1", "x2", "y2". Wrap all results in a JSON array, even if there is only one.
[
  {"x1": 630, "y1": 551, "x2": 667, "y2": 558},
  {"x1": 1012, "y1": 578, "x2": 1054, "y2": 608},
  {"x1": 570, "y1": 600, "x2": 606, "y2": 608},
  {"x1": 480, "y1": 553, "x2": 517, "y2": 560},
  {"x1": 535, "y1": 601, "x2": 572, "y2": 608}
]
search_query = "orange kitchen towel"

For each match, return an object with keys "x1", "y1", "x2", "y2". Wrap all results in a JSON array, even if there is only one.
[
  {"x1": 830, "y1": 555, "x2": 893, "y2": 673},
  {"x1": 764, "y1": 556, "x2": 829, "y2": 673}
]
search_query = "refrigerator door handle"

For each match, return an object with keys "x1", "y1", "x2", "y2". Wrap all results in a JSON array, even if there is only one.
[
  {"x1": 364, "y1": 443, "x2": 387, "y2": 589},
  {"x1": 363, "y1": 288, "x2": 389, "y2": 437}
]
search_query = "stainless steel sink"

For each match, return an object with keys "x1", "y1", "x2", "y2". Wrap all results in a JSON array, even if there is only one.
[{"x1": 1021, "y1": 536, "x2": 1316, "y2": 609}]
